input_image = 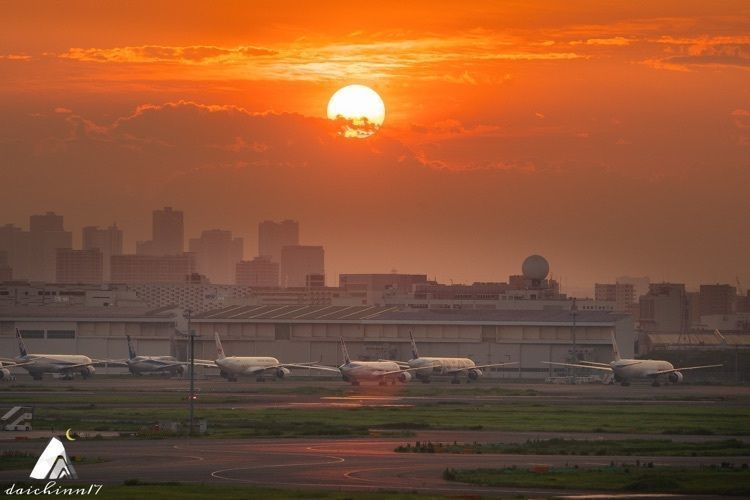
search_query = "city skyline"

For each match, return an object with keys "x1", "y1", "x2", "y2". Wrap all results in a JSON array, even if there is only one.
[
  {"x1": 1, "y1": 1, "x2": 748, "y2": 289},
  {"x1": 0, "y1": 208, "x2": 747, "y2": 293}
]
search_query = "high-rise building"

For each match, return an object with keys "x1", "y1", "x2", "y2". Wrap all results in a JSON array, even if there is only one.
[
  {"x1": 83, "y1": 224, "x2": 123, "y2": 281},
  {"x1": 111, "y1": 254, "x2": 196, "y2": 284},
  {"x1": 280, "y1": 245, "x2": 324, "y2": 287},
  {"x1": 0, "y1": 224, "x2": 30, "y2": 279},
  {"x1": 188, "y1": 229, "x2": 243, "y2": 284},
  {"x1": 152, "y1": 207, "x2": 184, "y2": 255},
  {"x1": 616, "y1": 276, "x2": 650, "y2": 300},
  {"x1": 236, "y1": 256, "x2": 279, "y2": 287},
  {"x1": 699, "y1": 284, "x2": 737, "y2": 316},
  {"x1": 258, "y1": 220, "x2": 299, "y2": 263},
  {"x1": 29, "y1": 212, "x2": 72, "y2": 282},
  {"x1": 595, "y1": 283, "x2": 635, "y2": 312},
  {"x1": 56, "y1": 248, "x2": 103, "y2": 284},
  {"x1": 30, "y1": 212, "x2": 64, "y2": 232}
]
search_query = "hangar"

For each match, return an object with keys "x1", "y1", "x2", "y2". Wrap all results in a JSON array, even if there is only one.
[{"x1": 0, "y1": 304, "x2": 633, "y2": 378}]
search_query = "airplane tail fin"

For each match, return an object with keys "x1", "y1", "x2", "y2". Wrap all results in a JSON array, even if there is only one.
[
  {"x1": 126, "y1": 335, "x2": 137, "y2": 360},
  {"x1": 611, "y1": 332, "x2": 621, "y2": 361},
  {"x1": 339, "y1": 337, "x2": 351, "y2": 364},
  {"x1": 15, "y1": 329, "x2": 28, "y2": 357},
  {"x1": 409, "y1": 330, "x2": 420, "y2": 359},
  {"x1": 214, "y1": 332, "x2": 226, "y2": 360}
]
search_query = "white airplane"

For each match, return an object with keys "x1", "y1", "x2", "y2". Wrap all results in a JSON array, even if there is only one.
[
  {"x1": 117, "y1": 335, "x2": 212, "y2": 376},
  {"x1": 213, "y1": 332, "x2": 330, "y2": 382},
  {"x1": 407, "y1": 331, "x2": 518, "y2": 384},
  {"x1": 543, "y1": 332, "x2": 723, "y2": 386},
  {"x1": 327, "y1": 337, "x2": 421, "y2": 386},
  {"x1": 2, "y1": 330, "x2": 100, "y2": 380}
]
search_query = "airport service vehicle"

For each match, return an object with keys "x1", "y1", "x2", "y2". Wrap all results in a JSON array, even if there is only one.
[
  {"x1": 2, "y1": 330, "x2": 99, "y2": 380},
  {"x1": 330, "y1": 337, "x2": 423, "y2": 386},
  {"x1": 118, "y1": 335, "x2": 213, "y2": 376},
  {"x1": 213, "y1": 332, "x2": 330, "y2": 381},
  {"x1": 407, "y1": 331, "x2": 518, "y2": 383},
  {"x1": 543, "y1": 333, "x2": 722, "y2": 386}
]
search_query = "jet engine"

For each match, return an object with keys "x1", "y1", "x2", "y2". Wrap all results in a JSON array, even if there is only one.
[
  {"x1": 276, "y1": 367, "x2": 291, "y2": 378},
  {"x1": 0, "y1": 367, "x2": 10, "y2": 380},
  {"x1": 668, "y1": 371, "x2": 683, "y2": 384},
  {"x1": 80, "y1": 366, "x2": 95, "y2": 379},
  {"x1": 467, "y1": 368, "x2": 483, "y2": 381},
  {"x1": 398, "y1": 371, "x2": 412, "y2": 383}
]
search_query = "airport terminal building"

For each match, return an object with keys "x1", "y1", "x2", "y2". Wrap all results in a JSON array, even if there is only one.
[{"x1": 0, "y1": 304, "x2": 633, "y2": 378}]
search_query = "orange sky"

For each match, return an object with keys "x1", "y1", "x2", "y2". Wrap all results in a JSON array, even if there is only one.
[{"x1": 1, "y1": 1, "x2": 748, "y2": 291}]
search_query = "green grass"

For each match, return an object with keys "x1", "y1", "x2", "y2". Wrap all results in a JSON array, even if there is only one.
[
  {"x1": 396, "y1": 438, "x2": 750, "y2": 456},
  {"x1": 0, "y1": 482, "x2": 459, "y2": 499},
  {"x1": 24, "y1": 402, "x2": 750, "y2": 438},
  {"x1": 444, "y1": 465, "x2": 750, "y2": 496}
]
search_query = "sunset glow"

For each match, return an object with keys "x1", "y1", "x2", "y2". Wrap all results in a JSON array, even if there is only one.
[{"x1": 0, "y1": 1, "x2": 748, "y2": 287}]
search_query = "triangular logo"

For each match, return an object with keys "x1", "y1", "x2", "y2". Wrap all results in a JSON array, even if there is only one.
[{"x1": 29, "y1": 437, "x2": 78, "y2": 480}]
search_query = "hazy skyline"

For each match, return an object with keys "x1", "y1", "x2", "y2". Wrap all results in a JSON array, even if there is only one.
[{"x1": 1, "y1": 1, "x2": 748, "y2": 289}]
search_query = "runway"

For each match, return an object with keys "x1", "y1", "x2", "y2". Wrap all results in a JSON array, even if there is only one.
[{"x1": 0, "y1": 434, "x2": 746, "y2": 498}]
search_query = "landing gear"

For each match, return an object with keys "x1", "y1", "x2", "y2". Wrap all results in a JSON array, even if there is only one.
[
  {"x1": 256, "y1": 377, "x2": 266, "y2": 382},
  {"x1": 620, "y1": 381, "x2": 630, "y2": 386},
  {"x1": 651, "y1": 380, "x2": 661, "y2": 387},
  {"x1": 31, "y1": 373, "x2": 43, "y2": 381},
  {"x1": 421, "y1": 379, "x2": 431, "y2": 384},
  {"x1": 451, "y1": 378, "x2": 460, "y2": 385},
  {"x1": 351, "y1": 380, "x2": 360, "y2": 386},
  {"x1": 378, "y1": 380, "x2": 387, "y2": 386}
]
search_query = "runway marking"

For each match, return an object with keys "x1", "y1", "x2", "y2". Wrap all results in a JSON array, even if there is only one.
[{"x1": 210, "y1": 454, "x2": 346, "y2": 482}]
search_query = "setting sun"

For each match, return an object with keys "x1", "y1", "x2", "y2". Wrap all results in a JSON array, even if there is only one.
[{"x1": 327, "y1": 84, "x2": 385, "y2": 138}]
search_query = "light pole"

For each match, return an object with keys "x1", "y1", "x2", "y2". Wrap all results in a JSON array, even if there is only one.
[
  {"x1": 185, "y1": 308, "x2": 195, "y2": 437},
  {"x1": 571, "y1": 298, "x2": 578, "y2": 384}
]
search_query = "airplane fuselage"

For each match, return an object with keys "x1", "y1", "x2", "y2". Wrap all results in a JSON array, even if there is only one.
[
  {"x1": 14, "y1": 354, "x2": 93, "y2": 379},
  {"x1": 216, "y1": 356, "x2": 280, "y2": 378},
  {"x1": 611, "y1": 358, "x2": 674, "y2": 382},
  {"x1": 127, "y1": 355, "x2": 184, "y2": 375},
  {"x1": 408, "y1": 357, "x2": 477, "y2": 379},
  {"x1": 339, "y1": 360, "x2": 403, "y2": 383}
]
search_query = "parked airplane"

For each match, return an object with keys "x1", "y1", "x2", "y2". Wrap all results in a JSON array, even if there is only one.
[
  {"x1": 407, "y1": 332, "x2": 518, "y2": 383},
  {"x1": 542, "y1": 332, "x2": 723, "y2": 386},
  {"x1": 1, "y1": 330, "x2": 99, "y2": 380},
  {"x1": 331, "y1": 337, "x2": 421, "y2": 386},
  {"x1": 0, "y1": 360, "x2": 30, "y2": 381},
  {"x1": 213, "y1": 332, "x2": 331, "y2": 381},
  {"x1": 118, "y1": 335, "x2": 211, "y2": 376}
]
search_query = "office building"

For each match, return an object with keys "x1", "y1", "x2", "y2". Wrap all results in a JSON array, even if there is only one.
[
  {"x1": 55, "y1": 248, "x2": 103, "y2": 284},
  {"x1": 639, "y1": 283, "x2": 687, "y2": 333},
  {"x1": 594, "y1": 283, "x2": 636, "y2": 312},
  {"x1": 137, "y1": 207, "x2": 184, "y2": 256},
  {"x1": 235, "y1": 257, "x2": 279, "y2": 287},
  {"x1": 188, "y1": 229, "x2": 243, "y2": 285},
  {"x1": 82, "y1": 224, "x2": 123, "y2": 281},
  {"x1": 280, "y1": 245, "x2": 324, "y2": 287},
  {"x1": 0, "y1": 251, "x2": 11, "y2": 281},
  {"x1": 258, "y1": 220, "x2": 299, "y2": 263},
  {"x1": 699, "y1": 284, "x2": 737, "y2": 316}
]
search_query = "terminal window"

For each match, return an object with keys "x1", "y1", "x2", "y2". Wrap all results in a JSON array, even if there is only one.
[{"x1": 47, "y1": 330, "x2": 75, "y2": 339}]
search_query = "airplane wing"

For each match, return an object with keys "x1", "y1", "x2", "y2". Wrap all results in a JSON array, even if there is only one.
[
  {"x1": 0, "y1": 360, "x2": 34, "y2": 368},
  {"x1": 653, "y1": 364, "x2": 723, "y2": 375},
  {"x1": 377, "y1": 366, "x2": 429, "y2": 377},
  {"x1": 542, "y1": 361, "x2": 614, "y2": 372},
  {"x1": 577, "y1": 360, "x2": 613, "y2": 367},
  {"x1": 244, "y1": 364, "x2": 340, "y2": 375},
  {"x1": 58, "y1": 362, "x2": 98, "y2": 372},
  {"x1": 379, "y1": 359, "x2": 410, "y2": 368},
  {"x1": 468, "y1": 361, "x2": 519, "y2": 371}
]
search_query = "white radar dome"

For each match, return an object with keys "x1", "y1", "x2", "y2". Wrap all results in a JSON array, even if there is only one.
[{"x1": 522, "y1": 255, "x2": 549, "y2": 281}]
